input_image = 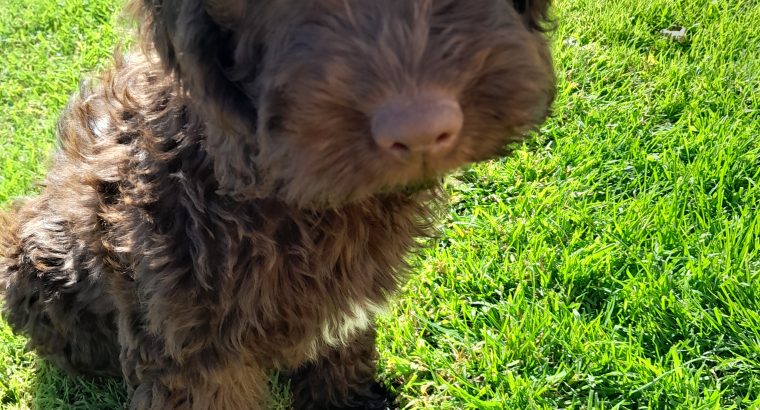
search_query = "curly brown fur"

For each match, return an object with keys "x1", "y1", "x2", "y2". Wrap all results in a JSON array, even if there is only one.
[{"x1": 1, "y1": 0, "x2": 555, "y2": 408}]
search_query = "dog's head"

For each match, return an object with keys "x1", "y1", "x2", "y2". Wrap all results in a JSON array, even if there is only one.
[{"x1": 132, "y1": 0, "x2": 555, "y2": 208}]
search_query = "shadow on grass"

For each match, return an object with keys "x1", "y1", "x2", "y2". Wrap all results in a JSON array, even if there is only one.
[
  {"x1": 28, "y1": 361, "x2": 298, "y2": 409},
  {"x1": 26, "y1": 362, "x2": 403, "y2": 409},
  {"x1": 30, "y1": 362, "x2": 127, "y2": 410}
]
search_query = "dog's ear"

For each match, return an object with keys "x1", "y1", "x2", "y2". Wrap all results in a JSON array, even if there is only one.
[
  {"x1": 129, "y1": 0, "x2": 255, "y2": 131},
  {"x1": 512, "y1": 0, "x2": 554, "y2": 31}
]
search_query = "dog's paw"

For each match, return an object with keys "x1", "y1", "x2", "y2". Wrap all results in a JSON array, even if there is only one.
[
  {"x1": 340, "y1": 381, "x2": 396, "y2": 410},
  {"x1": 292, "y1": 380, "x2": 396, "y2": 410}
]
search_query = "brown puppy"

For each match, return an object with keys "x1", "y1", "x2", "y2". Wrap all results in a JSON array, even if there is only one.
[{"x1": 0, "y1": 0, "x2": 555, "y2": 408}]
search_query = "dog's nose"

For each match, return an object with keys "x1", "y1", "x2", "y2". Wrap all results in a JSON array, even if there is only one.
[{"x1": 371, "y1": 93, "x2": 463, "y2": 155}]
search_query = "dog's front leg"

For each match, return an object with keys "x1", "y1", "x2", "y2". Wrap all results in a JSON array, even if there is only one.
[
  {"x1": 126, "y1": 365, "x2": 269, "y2": 410},
  {"x1": 121, "y1": 344, "x2": 269, "y2": 410},
  {"x1": 287, "y1": 327, "x2": 393, "y2": 410},
  {"x1": 115, "y1": 305, "x2": 269, "y2": 410}
]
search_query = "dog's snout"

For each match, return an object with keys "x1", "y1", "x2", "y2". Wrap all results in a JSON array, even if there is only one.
[{"x1": 371, "y1": 94, "x2": 463, "y2": 156}]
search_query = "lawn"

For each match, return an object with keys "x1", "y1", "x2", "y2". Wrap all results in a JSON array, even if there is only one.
[{"x1": 1, "y1": 0, "x2": 759, "y2": 409}]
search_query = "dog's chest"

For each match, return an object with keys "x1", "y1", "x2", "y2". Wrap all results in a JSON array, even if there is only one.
[
  {"x1": 229, "y1": 275, "x2": 388, "y2": 364},
  {"x1": 223, "y1": 234, "x2": 394, "y2": 362},
  {"x1": 211, "y1": 198, "x2": 423, "y2": 363},
  {"x1": 313, "y1": 298, "x2": 385, "y2": 352}
]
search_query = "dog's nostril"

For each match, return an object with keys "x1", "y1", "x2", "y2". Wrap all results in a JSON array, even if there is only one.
[
  {"x1": 391, "y1": 142, "x2": 410, "y2": 151},
  {"x1": 436, "y1": 133, "x2": 452, "y2": 144},
  {"x1": 372, "y1": 93, "x2": 463, "y2": 155}
]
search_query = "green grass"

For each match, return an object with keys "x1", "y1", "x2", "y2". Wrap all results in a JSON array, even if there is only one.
[{"x1": 1, "y1": 0, "x2": 759, "y2": 408}]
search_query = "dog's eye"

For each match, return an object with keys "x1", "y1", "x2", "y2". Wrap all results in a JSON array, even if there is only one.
[{"x1": 513, "y1": 0, "x2": 528, "y2": 13}]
